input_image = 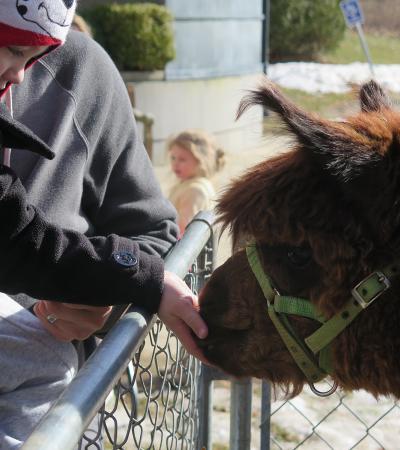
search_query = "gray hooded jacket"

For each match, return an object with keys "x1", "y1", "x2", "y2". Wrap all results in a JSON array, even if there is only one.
[{"x1": 8, "y1": 30, "x2": 178, "y2": 311}]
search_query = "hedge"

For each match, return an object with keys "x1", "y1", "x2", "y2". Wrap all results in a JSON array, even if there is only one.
[
  {"x1": 82, "y1": 3, "x2": 175, "y2": 71},
  {"x1": 270, "y1": 0, "x2": 346, "y2": 62}
]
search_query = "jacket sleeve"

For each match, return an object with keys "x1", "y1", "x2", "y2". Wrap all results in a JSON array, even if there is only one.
[{"x1": 0, "y1": 165, "x2": 164, "y2": 312}]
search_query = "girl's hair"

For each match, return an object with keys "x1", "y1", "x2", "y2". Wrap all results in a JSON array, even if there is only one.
[
  {"x1": 71, "y1": 14, "x2": 93, "y2": 37},
  {"x1": 167, "y1": 129, "x2": 225, "y2": 178}
]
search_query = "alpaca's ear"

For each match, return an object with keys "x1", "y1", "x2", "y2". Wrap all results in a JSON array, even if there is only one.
[
  {"x1": 236, "y1": 79, "x2": 394, "y2": 223},
  {"x1": 237, "y1": 78, "x2": 371, "y2": 168},
  {"x1": 237, "y1": 78, "x2": 319, "y2": 146},
  {"x1": 359, "y1": 80, "x2": 391, "y2": 112}
]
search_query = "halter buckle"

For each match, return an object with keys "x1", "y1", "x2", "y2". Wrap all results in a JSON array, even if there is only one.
[
  {"x1": 351, "y1": 271, "x2": 390, "y2": 309},
  {"x1": 309, "y1": 379, "x2": 338, "y2": 397}
]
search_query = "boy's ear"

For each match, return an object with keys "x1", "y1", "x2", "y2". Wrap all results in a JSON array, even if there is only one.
[{"x1": 0, "y1": 103, "x2": 54, "y2": 159}]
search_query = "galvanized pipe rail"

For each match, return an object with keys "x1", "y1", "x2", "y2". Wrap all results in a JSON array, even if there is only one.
[{"x1": 21, "y1": 211, "x2": 214, "y2": 450}]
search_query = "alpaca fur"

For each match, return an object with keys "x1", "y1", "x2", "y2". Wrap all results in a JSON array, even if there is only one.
[{"x1": 198, "y1": 79, "x2": 400, "y2": 398}]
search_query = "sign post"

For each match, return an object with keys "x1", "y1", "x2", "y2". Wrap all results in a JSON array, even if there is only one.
[{"x1": 339, "y1": 0, "x2": 375, "y2": 77}]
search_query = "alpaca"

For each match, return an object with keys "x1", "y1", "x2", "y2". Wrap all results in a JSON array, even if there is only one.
[{"x1": 198, "y1": 79, "x2": 400, "y2": 398}]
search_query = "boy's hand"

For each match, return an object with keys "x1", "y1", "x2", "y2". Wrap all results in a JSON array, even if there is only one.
[
  {"x1": 34, "y1": 300, "x2": 112, "y2": 341},
  {"x1": 158, "y1": 270, "x2": 209, "y2": 364}
]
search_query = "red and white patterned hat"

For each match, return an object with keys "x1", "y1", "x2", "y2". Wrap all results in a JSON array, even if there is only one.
[{"x1": 0, "y1": 0, "x2": 77, "y2": 47}]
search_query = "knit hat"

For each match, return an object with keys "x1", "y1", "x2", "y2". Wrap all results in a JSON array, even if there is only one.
[
  {"x1": 0, "y1": 0, "x2": 77, "y2": 47},
  {"x1": 0, "y1": 101, "x2": 54, "y2": 159}
]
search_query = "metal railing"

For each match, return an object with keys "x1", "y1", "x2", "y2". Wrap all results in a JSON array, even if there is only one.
[
  {"x1": 133, "y1": 108, "x2": 154, "y2": 162},
  {"x1": 21, "y1": 211, "x2": 214, "y2": 450}
]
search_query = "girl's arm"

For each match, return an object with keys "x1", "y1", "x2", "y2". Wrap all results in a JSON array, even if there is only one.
[{"x1": 177, "y1": 184, "x2": 211, "y2": 233}]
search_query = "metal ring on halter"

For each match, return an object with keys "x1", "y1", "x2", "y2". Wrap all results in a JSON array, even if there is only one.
[
  {"x1": 46, "y1": 314, "x2": 58, "y2": 324},
  {"x1": 309, "y1": 379, "x2": 338, "y2": 397}
]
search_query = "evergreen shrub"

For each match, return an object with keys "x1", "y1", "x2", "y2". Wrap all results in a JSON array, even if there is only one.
[
  {"x1": 270, "y1": 0, "x2": 346, "y2": 62},
  {"x1": 82, "y1": 3, "x2": 175, "y2": 71}
]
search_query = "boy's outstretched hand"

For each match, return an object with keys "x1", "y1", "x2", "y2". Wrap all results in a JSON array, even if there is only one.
[{"x1": 158, "y1": 270, "x2": 209, "y2": 364}]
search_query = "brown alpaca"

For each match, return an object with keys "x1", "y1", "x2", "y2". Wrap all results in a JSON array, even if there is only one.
[{"x1": 198, "y1": 78, "x2": 400, "y2": 398}]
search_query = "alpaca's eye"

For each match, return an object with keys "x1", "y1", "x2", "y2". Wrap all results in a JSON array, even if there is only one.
[{"x1": 287, "y1": 247, "x2": 312, "y2": 268}]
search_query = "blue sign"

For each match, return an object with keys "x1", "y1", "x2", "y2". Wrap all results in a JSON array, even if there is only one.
[{"x1": 340, "y1": 0, "x2": 364, "y2": 27}]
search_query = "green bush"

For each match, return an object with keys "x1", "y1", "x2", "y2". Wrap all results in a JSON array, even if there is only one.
[
  {"x1": 82, "y1": 3, "x2": 175, "y2": 71},
  {"x1": 270, "y1": 0, "x2": 346, "y2": 62}
]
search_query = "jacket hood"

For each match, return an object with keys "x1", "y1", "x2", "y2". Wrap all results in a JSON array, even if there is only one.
[{"x1": 0, "y1": 101, "x2": 54, "y2": 159}]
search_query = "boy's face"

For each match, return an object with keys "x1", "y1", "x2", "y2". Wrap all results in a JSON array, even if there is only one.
[{"x1": 0, "y1": 45, "x2": 49, "y2": 89}]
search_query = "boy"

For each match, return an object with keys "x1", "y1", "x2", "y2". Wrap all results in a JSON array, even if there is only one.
[{"x1": 0, "y1": 1, "x2": 207, "y2": 447}]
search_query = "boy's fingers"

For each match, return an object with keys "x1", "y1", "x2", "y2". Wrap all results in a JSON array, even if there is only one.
[
  {"x1": 179, "y1": 300, "x2": 208, "y2": 339},
  {"x1": 172, "y1": 323, "x2": 209, "y2": 364}
]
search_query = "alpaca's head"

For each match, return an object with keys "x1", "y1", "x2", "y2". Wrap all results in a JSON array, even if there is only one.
[{"x1": 198, "y1": 80, "x2": 400, "y2": 396}]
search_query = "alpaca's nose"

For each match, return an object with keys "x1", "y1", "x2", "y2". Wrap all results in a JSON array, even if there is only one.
[
  {"x1": 195, "y1": 341, "x2": 216, "y2": 358},
  {"x1": 197, "y1": 338, "x2": 220, "y2": 362},
  {"x1": 205, "y1": 343, "x2": 215, "y2": 352}
]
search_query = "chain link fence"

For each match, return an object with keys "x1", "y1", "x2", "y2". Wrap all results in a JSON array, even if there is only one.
[
  {"x1": 79, "y1": 237, "x2": 214, "y2": 450},
  {"x1": 202, "y1": 377, "x2": 399, "y2": 449},
  {"x1": 268, "y1": 382, "x2": 399, "y2": 450},
  {"x1": 21, "y1": 212, "x2": 214, "y2": 450}
]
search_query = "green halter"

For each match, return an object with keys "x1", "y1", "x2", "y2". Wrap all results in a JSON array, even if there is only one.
[{"x1": 246, "y1": 244, "x2": 396, "y2": 396}]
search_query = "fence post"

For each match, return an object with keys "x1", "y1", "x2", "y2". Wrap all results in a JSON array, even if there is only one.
[
  {"x1": 229, "y1": 378, "x2": 253, "y2": 450},
  {"x1": 197, "y1": 365, "x2": 217, "y2": 449},
  {"x1": 126, "y1": 82, "x2": 154, "y2": 161},
  {"x1": 260, "y1": 381, "x2": 271, "y2": 450}
]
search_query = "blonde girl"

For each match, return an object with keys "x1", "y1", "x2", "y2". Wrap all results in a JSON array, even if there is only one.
[{"x1": 168, "y1": 129, "x2": 225, "y2": 234}]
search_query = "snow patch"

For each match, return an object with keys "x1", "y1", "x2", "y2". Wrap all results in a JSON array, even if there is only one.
[{"x1": 268, "y1": 62, "x2": 400, "y2": 93}]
